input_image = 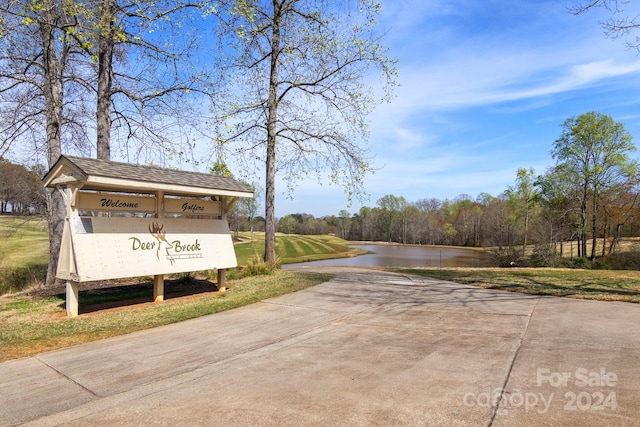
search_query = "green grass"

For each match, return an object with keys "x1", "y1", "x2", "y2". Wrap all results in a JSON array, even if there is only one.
[
  {"x1": 234, "y1": 232, "x2": 366, "y2": 265},
  {"x1": 0, "y1": 270, "x2": 331, "y2": 362},
  {"x1": 0, "y1": 228, "x2": 356, "y2": 361},
  {"x1": 0, "y1": 216, "x2": 49, "y2": 294},
  {"x1": 0, "y1": 216, "x2": 49, "y2": 268},
  {"x1": 391, "y1": 267, "x2": 640, "y2": 303}
]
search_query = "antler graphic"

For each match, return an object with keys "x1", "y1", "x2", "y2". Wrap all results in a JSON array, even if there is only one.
[
  {"x1": 148, "y1": 222, "x2": 175, "y2": 264},
  {"x1": 149, "y1": 222, "x2": 165, "y2": 238}
]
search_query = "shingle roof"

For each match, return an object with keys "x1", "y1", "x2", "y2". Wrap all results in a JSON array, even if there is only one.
[{"x1": 44, "y1": 155, "x2": 253, "y2": 195}]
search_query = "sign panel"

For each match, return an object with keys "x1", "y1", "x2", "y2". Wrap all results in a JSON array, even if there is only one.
[
  {"x1": 77, "y1": 192, "x2": 156, "y2": 213},
  {"x1": 58, "y1": 217, "x2": 237, "y2": 282},
  {"x1": 163, "y1": 198, "x2": 221, "y2": 215}
]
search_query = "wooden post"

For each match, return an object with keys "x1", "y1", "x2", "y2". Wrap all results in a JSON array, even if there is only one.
[
  {"x1": 154, "y1": 274, "x2": 165, "y2": 302},
  {"x1": 62, "y1": 185, "x2": 82, "y2": 318},
  {"x1": 66, "y1": 281, "x2": 79, "y2": 317},
  {"x1": 217, "y1": 269, "x2": 226, "y2": 291},
  {"x1": 218, "y1": 195, "x2": 228, "y2": 291}
]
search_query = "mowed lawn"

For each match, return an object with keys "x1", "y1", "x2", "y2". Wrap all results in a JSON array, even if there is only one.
[
  {"x1": 233, "y1": 232, "x2": 366, "y2": 265},
  {"x1": 0, "y1": 216, "x2": 49, "y2": 269},
  {"x1": 0, "y1": 217, "x2": 362, "y2": 269},
  {"x1": 0, "y1": 218, "x2": 362, "y2": 295},
  {"x1": 0, "y1": 216, "x2": 49, "y2": 294},
  {"x1": 393, "y1": 267, "x2": 640, "y2": 303}
]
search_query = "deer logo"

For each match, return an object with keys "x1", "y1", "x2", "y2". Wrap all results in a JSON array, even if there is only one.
[{"x1": 148, "y1": 222, "x2": 175, "y2": 265}]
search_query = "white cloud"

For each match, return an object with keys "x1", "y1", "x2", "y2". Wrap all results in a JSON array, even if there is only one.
[
  {"x1": 372, "y1": 0, "x2": 640, "y2": 117},
  {"x1": 381, "y1": 54, "x2": 640, "y2": 114},
  {"x1": 255, "y1": 1, "x2": 640, "y2": 217}
]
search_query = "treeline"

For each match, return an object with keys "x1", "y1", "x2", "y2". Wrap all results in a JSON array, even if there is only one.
[
  {"x1": 0, "y1": 160, "x2": 47, "y2": 215},
  {"x1": 257, "y1": 113, "x2": 640, "y2": 268},
  {"x1": 272, "y1": 177, "x2": 639, "y2": 268}
]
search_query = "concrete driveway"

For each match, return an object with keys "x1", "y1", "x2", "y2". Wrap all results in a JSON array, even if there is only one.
[{"x1": 1, "y1": 268, "x2": 639, "y2": 426}]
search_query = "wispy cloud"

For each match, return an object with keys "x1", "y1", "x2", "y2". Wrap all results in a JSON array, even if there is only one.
[
  {"x1": 278, "y1": 0, "x2": 640, "y2": 216},
  {"x1": 380, "y1": 54, "x2": 640, "y2": 114}
]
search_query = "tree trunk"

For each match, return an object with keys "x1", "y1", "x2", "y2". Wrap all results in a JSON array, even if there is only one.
[
  {"x1": 601, "y1": 216, "x2": 607, "y2": 257},
  {"x1": 97, "y1": 0, "x2": 115, "y2": 161},
  {"x1": 522, "y1": 208, "x2": 529, "y2": 258},
  {"x1": 609, "y1": 223, "x2": 622, "y2": 254},
  {"x1": 40, "y1": 8, "x2": 65, "y2": 287},
  {"x1": 580, "y1": 181, "x2": 588, "y2": 259},
  {"x1": 264, "y1": 0, "x2": 282, "y2": 265},
  {"x1": 590, "y1": 190, "x2": 598, "y2": 261}
]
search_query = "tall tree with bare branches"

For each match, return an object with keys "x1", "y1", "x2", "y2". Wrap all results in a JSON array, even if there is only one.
[
  {"x1": 570, "y1": 0, "x2": 640, "y2": 52},
  {"x1": 212, "y1": 0, "x2": 397, "y2": 264},
  {"x1": 65, "y1": 0, "x2": 210, "y2": 162},
  {"x1": 0, "y1": 0, "x2": 212, "y2": 285},
  {"x1": 0, "y1": 1, "x2": 94, "y2": 285}
]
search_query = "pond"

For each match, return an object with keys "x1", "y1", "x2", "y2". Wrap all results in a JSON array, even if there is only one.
[{"x1": 284, "y1": 244, "x2": 493, "y2": 268}]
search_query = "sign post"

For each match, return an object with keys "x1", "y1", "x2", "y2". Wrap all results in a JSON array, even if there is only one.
[
  {"x1": 66, "y1": 281, "x2": 79, "y2": 318},
  {"x1": 43, "y1": 156, "x2": 253, "y2": 317}
]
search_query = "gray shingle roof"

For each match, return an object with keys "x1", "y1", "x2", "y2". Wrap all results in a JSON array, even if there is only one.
[{"x1": 49, "y1": 155, "x2": 252, "y2": 194}]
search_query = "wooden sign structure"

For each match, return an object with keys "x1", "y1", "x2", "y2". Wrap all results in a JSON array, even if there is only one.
[{"x1": 43, "y1": 155, "x2": 254, "y2": 317}]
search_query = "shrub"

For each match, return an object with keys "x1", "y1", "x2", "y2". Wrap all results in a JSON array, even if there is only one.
[
  {"x1": 176, "y1": 272, "x2": 196, "y2": 285},
  {"x1": 490, "y1": 247, "x2": 520, "y2": 267},
  {"x1": 0, "y1": 264, "x2": 47, "y2": 295},
  {"x1": 570, "y1": 256, "x2": 592, "y2": 270},
  {"x1": 603, "y1": 251, "x2": 640, "y2": 270},
  {"x1": 530, "y1": 243, "x2": 561, "y2": 267},
  {"x1": 228, "y1": 256, "x2": 280, "y2": 280},
  {"x1": 592, "y1": 259, "x2": 611, "y2": 270}
]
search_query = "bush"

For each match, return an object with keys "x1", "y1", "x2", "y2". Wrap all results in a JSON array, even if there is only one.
[
  {"x1": 570, "y1": 256, "x2": 592, "y2": 270},
  {"x1": 602, "y1": 251, "x2": 640, "y2": 270},
  {"x1": 176, "y1": 271, "x2": 197, "y2": 285},
  {"x1": 592, "y1": 259, "x2": 611, "y2": 270},
  {"x1": 490, "y1": 247, "x2": 521, "y2": 268},
  {"x1": 530, "y1": 243, "x2": 561, "y2": 267},
  {"x1": 227, "y1": 256, "x2": 280, "y2": 280},
  {"x1": 0, "y1": 264, "x2": 47, "y2": 295}
]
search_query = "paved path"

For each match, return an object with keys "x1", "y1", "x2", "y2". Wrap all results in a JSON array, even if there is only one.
[{"x1": 1, "y1": 268, "x2": 639, "y2": 426}]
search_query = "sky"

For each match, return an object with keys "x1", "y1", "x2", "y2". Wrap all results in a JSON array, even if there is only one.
[
  {"x1": 13, "y1": 0, "x2": 640, "y2": 219},
  {"x1": 271, "y1": 0, "x2": 640, "y2": 218}
]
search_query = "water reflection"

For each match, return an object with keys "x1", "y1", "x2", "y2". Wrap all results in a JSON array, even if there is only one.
[{"x1": 285, "y1": 244, "x2": 492, "y2": 268}]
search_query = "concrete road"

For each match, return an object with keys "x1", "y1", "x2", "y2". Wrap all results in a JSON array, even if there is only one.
[{"x1": 1, "y1": 268, "x2": 639, "y2": 426}]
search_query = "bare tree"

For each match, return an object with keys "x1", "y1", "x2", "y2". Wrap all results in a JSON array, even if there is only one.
[
  {"x1": 0, "y1": 1, "x2": 96, "y2": 285},
  {"x1": 1, "y1": 0, "x2": 211, "y2": 285},
  {"x1": 212, "y1": 0, "x2": 397, "y2": 264},
  {"x1": 64, "y1": 0, "x2": 210, "y2": 162},
  {"x1": 570, "y1": 0, "x2": 640, "y2": 52}
]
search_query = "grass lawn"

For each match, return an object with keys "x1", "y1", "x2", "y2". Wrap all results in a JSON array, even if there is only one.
[
  {"x1": 0, "y1": 216, "x2": 49, "y2": 294},
  {"x1": 233, "y1": 231, "x2": 366, "y2": 265},
  {"x1": 0, "y1": 216, "x2": 48, "y2": 269},
  {"x1": 0, "y1": 270, "x2": 331, "y2": 362},
  {"x1": 392, "y1": 267, "x2": 640, "y2": 303}
]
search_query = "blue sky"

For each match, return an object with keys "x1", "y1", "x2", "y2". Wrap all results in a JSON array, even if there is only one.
[{"x1": 273, "y1": 0, "x2": 640, "y2": 218}]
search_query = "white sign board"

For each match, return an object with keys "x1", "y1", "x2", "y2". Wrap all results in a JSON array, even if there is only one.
[{"x1": 58, "y1": 217, "x2": 237, "y2": 282}]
